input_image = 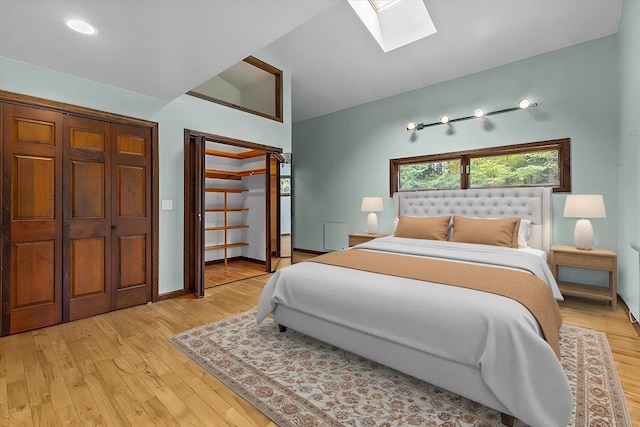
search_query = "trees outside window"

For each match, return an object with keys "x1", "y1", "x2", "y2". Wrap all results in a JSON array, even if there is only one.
[{"x1": 390, "y1": 139, "x2": 570, "y2": 196}]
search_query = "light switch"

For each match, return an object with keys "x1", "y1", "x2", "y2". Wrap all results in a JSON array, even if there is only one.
[{"x1": 161, "y1": 200, "x2": 173, "y2": 211}]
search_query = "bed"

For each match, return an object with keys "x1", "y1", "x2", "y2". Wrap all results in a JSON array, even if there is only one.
[{"x1": 256, "y1": 187, "x2": 573, "y2": 426}]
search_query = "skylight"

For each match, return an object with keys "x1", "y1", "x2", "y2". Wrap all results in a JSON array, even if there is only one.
[
  {"x1": 348, "y1": 0, "x2": 436, "y2": 52},
  {"x1": 368, "y1": 0, "x2": 403, "y2": 14}
]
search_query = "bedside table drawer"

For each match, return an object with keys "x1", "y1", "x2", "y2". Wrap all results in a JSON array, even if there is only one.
[
  {"x1": 348, "y1": 233, "x2": 388, "y2": 247},
  {"x1": 553, "y1": 252, "x2": 615, "y2": 270}
]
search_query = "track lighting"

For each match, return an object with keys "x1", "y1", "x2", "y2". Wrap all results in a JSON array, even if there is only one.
[{"x1": 406, "y1": 99, "x2": 537, "y2": 132}]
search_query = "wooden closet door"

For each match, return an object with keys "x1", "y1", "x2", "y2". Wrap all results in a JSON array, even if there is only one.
[
  {"x1": 63, "y1": 116, "x2": 112, "y2": 320},
  {"x1": 2, "y1": 104, "x2": 63, "y2": 334},
  {"x1": 111, "y1": 124, "x2": 152, "y2": 309}
]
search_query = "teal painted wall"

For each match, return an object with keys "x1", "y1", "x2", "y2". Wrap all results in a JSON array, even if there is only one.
[
  {"x1": 617, "y1": 0, "x2": 640, "y2": 321},
  {"x1": 293, "y1": 36, "x2": 620, "y2": 286},
  {"x1": 0, "y1": 54, "x2": 292, "y2": 295}
]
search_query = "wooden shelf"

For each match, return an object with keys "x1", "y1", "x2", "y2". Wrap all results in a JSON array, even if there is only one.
[
  {"x1": 205, "y1": 169, "x2": 241, "y2": 180},
  {"x1": 205, "y1": 188, "x2": 247, "y2": 193},
  {"x1": 557, "y1": 281, "x2": 615, "y2": 302},
  {"x1": 205, "y1": 208, "x2": 248, "y2": 213},
  {"x1": 205, "y1": 225, "x2": 249, "y2": 231},
  {"x1": 205, "y1": 148, "x2": 264, "y2": 159},
  {"x1": 205, "y1": 167, "x2": 265, "y2": 180},
  {"x1": 205, "y1": 242, "x2": 249, "y2": 250}
]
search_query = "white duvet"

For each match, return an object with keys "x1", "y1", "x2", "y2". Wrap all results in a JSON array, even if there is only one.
[{"x1": 257, "y1": 237, "x2": 573, "y2": 426}]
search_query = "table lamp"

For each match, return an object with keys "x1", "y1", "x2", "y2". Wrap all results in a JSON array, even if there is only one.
[
  {"x1": 361, "y1": 197, "x2": 383, "y2": 234},
  {"x1": 563, "y1": 194, "x2": 606, "y2": 250}
]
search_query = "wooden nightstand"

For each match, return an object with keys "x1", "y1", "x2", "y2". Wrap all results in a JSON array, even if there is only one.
[
  {"x1": 348, "y1": 233, "x2": 388, "y2": 247},
  {"x1": 550, "y1": 245, "x2": 618, "y2": 310}
]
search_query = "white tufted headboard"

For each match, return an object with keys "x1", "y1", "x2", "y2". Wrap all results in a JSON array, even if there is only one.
[{"x1": 393, "y1": 187, "x2": 552, "y2": 254}]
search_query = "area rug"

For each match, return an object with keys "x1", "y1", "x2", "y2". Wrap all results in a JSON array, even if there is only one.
[{"x1": 170, "y1": 309, "x2": 631, "y2": 427}]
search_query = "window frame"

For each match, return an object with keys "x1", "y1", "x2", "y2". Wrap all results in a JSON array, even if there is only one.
[
  {"x1": 389, "y1": 138, "x2": 570, "y2": 196},
  {"x1": 187, "y1": 56, "x2": 283, "y2": 123}
]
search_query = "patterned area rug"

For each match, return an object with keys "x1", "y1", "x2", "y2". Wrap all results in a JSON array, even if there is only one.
[{"x1": 170, "y1": 309, "x2": 631, "y2": 427}]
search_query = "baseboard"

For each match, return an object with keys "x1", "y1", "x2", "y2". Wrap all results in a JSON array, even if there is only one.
[{"x1": 157, "y1": 289, "x2": 188, "y2": 301}]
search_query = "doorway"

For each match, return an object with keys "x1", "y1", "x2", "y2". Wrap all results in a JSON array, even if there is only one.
[{"x1": 183, "y1": 129, "x2": 286, "y2": 297}]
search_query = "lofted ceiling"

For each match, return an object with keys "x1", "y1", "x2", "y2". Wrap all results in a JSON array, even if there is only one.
[{"x1": 0, "y1": 0, "x2": 623, "y2": 123}]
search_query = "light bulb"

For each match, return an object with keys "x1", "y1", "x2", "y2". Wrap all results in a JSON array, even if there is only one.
[
  {"x1": 474, "y1": 108, "x2": 485, "y2": 118},
  {"x1": 406, "y1": 122, "x2": 417, "y2": 131},
  {"x1": 440, "y1": 115, "x2": 450, "y2": 124},
  {"x1": 518, "y1": 99, "x2": 530, "y2": 109}
]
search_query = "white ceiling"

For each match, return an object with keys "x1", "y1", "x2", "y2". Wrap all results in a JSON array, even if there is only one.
[{"x1": 0, "y1": 0, "x2": 623, "y2": 123}]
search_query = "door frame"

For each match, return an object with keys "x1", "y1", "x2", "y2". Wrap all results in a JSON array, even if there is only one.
[
  {"x1": 183, "y1": 129, "x2": 283, "y2": 297},
  {"x1": 0, "y1": 90, "x2": 160, "y2": 331}
]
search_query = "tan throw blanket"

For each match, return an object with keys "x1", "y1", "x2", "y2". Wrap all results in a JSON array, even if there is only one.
[{"x1": 308, "y1": 249, "x2": 562, "y2": 359}]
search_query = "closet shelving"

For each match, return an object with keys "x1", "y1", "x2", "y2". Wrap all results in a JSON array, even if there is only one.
[{"x1": 204, "y1": 146, "x2": 265, "y2": 264}]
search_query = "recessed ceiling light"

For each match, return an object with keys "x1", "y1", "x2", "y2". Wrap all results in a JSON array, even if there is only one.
[{"x1": 65, "y1": 19, "x2": 97, "y2": 35}]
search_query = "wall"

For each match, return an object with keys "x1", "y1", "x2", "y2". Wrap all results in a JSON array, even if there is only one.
[
  {"x1": 0, "y1": 53, "x2": 292, "y2": 295},
  {"x1": 617, "y1": 0, "x2": 640, "y2": 321},
  {"x1": 293, "y1": 36, "x2": 619, "y2": 287}
]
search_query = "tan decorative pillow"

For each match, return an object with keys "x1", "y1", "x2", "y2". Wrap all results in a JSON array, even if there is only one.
[
  {"x1": 394, "y1": 216, "x2": 451, "y2": 241},
  {"x1": 451, "y1": 216, "x2": 521, "y2": 248}
]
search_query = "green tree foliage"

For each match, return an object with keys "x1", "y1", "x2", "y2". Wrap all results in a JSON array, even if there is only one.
[
  {"x1": 398, "y1": 151, "x2": 558, "y2": 191},
  {"x1": 470, "y1": 151, "x2": 558, "y2": 188},
  {"x1": 280, "y1": 177, "x2": 291, "y2": 194},
  {"x1": 399, "y1": 160, "x2": 460, "y2": 190}
]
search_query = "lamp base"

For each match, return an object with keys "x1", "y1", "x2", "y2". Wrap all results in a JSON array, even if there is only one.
[
  {"x1": 574, "y1": 218, "x2": 594, "y2": 250},
  {"x1": 366, "y1": 212, "x2": 378, "y2": 234}
]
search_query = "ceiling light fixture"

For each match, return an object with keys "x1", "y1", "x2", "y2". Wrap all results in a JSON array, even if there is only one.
[
  {"x1": 406, "y1": 99, "x2": 537, "y2": 132},
  {"x1": 65, "y1": 19, "x2": 97, "y2": 35}
]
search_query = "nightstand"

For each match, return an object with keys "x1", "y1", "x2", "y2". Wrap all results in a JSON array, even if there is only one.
[
  {"x1": 348, "y1": 232, "x2": 388, "y2": 247},
  {"x1": 550, "y1": 245, "x2": 618, "y2": 310}
]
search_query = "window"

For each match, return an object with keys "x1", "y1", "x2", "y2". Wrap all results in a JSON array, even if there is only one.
[
  {"x1": 398, "y1": 158, "x2": 461, "y2": 191},
  {"x1": 390, "y1": 139, "x2": 570, "y2": 196},
  {"x1": 280, "y1": 176, "x2": 291, "y2": 196},
  {"x1": 187, "y1": 56, "x2": 283, "y2": 122}
]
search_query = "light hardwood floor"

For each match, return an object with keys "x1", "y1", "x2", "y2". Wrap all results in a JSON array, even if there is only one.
[{"x1": 0, "y1": 267, "x2": 638, "y2": 426}]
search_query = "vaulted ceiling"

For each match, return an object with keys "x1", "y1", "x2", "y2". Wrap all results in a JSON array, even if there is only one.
[{"x1": 0, "y1": 0, "x2": 623, "y2": 123}]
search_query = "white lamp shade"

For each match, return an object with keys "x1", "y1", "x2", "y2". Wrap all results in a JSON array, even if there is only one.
[
  {"x1": 361, "y1": 197, "x2": 384, "y2": 212},
  {"x1": 563, "y1": 195, "x2": 606, "y2": 219}
]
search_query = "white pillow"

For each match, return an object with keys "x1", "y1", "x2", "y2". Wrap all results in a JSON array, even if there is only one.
[{"x1": 518, "y1": 219, "x2": 532, "y2": 248}]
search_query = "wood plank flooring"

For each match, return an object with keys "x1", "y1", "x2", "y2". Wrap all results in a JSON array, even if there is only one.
[
  {"x1": 204, "y1": 260, "x2": 267, "y2": 288},
  {"x1": 1, "y1": 261, "x2": 638, "y2": 426}
]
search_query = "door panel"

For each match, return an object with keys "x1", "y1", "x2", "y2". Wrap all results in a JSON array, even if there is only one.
[
  {"x1": 12, "y1": 155, "x2": 55, "y2": 218},
  {"x1": 64, "y1": 116, "x2": 111, "y2": 321},
  {"x1": 11, "y1": 241, "x2": 55, "y2": 307},
  {"x1": 111, "y1": 124, "x2": 152, "y2": 309},
  {"x1": 117, "y1": 166, "x2": 145, "y2": 216},
  {"x1": 118, "y1": 235, "x2": 146, "y2": 288},
  {"x1": 3, "y1": 104, "x2": 63, "y2": 334}
]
